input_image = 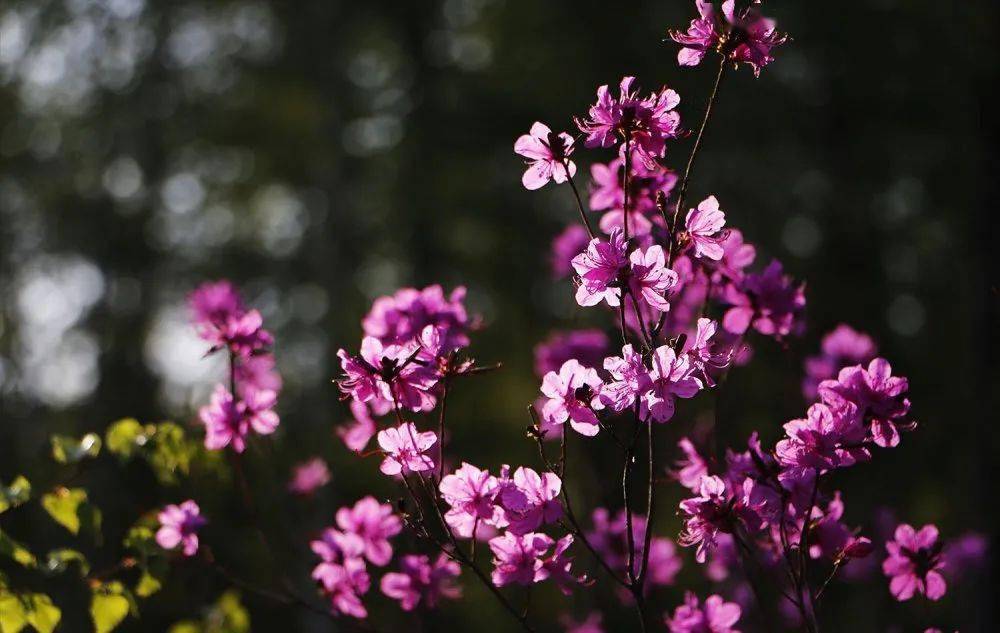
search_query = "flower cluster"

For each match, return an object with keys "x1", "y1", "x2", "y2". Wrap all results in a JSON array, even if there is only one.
[
  {"x1": 669, "y1": 0, "x2": 788, "y2": 76},
  {"x1": 189, "y1": 281, "x2": 282, "y2": 453},
  {"x1": 155, "y1": 500, "x2": 206, "y2": 557}
]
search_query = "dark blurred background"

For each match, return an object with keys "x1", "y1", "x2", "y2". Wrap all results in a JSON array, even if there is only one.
[{"x1": 1, "y1": 0, "x2": 996, "y2": 631}]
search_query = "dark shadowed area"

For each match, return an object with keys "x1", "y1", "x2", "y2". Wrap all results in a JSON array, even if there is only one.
[{"x1": 1, "y1": 0, "x2": 996, "y2": 631}]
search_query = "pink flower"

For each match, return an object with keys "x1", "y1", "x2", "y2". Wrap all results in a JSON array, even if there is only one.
[
  {"x1": 514, "y1": 122, "x2": 577, "y2": 190},
  {"x1": 311, "y1": 529, "x2": 370, "y2": 619},
  {"x1": 629, "y1": 245, "x2": 679, "y2": 312},
  {"x1": 775, "y1": 400, "x2": 869, "y2": 472},
  {"x1": 882, "y1": 523, "x2": 947, "y2": 601},
  {"x1": 188, "y1": 280, "x2": 243, "y2": 335},
  {"x1": 540, "y1": 535, "x2": 589, "y2": 595},
  {"x1": 721, "y1": 259, "x2": 805, "y2": 340},
  {"x1": 643, "y1": 345, "x2": 702, "y2": 423},
  {"x1": 575, "y1": 76, "x2": 681, "y2": 168},
  {"x1": 377, "y1": 422, "x2": 437, "y2": 476},
  {"x1": 336, "y1": 496, "x2": 402, "y2": 566},
  {"x1": 665, "y1": 592, "x2": 742, "y2": 633},
  {"x1": 584, "y1": 508, "x2": 680, "y2": 589},
  {"x1": 336, "y1": 336, "x2": 439, "y2": 413},
  {"x1": 599, "y1": 344, "x2": 652, "y2": 413},
  {"x1": 218, "y1": 310, "x2": 274, "y2": 358},
  {"x1": 439, "y1": 462, "x2": 503, "y2": 538},
  {"x1": 560, "y1": 612, "x2": 605, "y2": 633},
  {"x1": 539, "y1": 359, "x2": 605, "y2": 436},
  {"x1": 534, "y1": 329, "x2": 609, "y2": 378},
  {"x1": 673, "y1": 437, "x2": 710, "y2": 492},
  {"x1": 670, "y1": 1, "x2": 787, "y2": 77},
  {"x1": 685, "y1": 195, "x2": 726, "y2": 260},
  {"x1": 337, "y1": 399, "x2": 378, "y2": 453},
  {"x1": 288, "y1": 457, "x2": 331, "y2": 495},
  {"x1": 497, "y1": 467, "x2": 563, "y2": 535},
  {"x1": 488, "y1": 532, "x2": 553, "y2": 587},
  {"x1": 802, "y1": 324, "x2": 877, "y2": 400},
  {"x1": 199, "y1": 385, "x2": 279, "y2": 453},
  {"x1": 678, "y1": 476, "x2": 731, "y2": 563},
  {"x1": 589, "y1": 155, "x2": 677, "y2": 237},
  {"x1": 234, "y1": 353, "x2": 282, "y2": 398},
  {"x1": 551, "y1": 225, "x2": 593, "y2": 279},
  {"x1": 155, "y1": 500, "x2": 206, "y2": 557},
  {"x1": 819, "y1": 358, "x2": 913, "y2": 448},
  {"x1": 362, "y1": 285, "x2": 470, "y2": 350},
  {"x1": 714, "y1": 228, "x2": 756, "y2": 281},
  {"x1": 380, "y1": 553, "x2": 461, "y2": 611},
  {"x1": 571, "y1": 229, "x2": 629, "y2": 308}
]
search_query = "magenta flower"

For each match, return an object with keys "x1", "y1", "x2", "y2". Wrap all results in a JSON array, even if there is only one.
[
  {"x1": 678, "y1": 475, "x2": 734, "y2": 563},
  {"x1": 684, "y1": 195, "x2": 726, "y2": 260},
  {"x1": 199, "y1": 385, "x2": 279, "y2": 453},
  {"x1": 311, "y1": 529, "x2": 370, "y2": 619},
  {"x1": 377, "y1": 422, "x2": 437, "y2": 476},
  {"x1": 514, "y1": 121, "x2": 577, "y2": 190},
  {"x1": 575, "y1": 76, "x2": 681, "y2": 168},
  {"x1": 802, "y1": 324, "x2": 877, "y2": 399},
  {"x1": 540, "y1": 535, "x2": 589, "y2": 595},
  {"x1": 439, "y1": 462, "x2": 503, "y2": 538},
  {"x1": 670, "y1": 1, "x2": 787, "y2": 77},
  {"x1": 590, "y1": 154, "x2": 677, "y2": 237},
  {"x1": 599, "y1": 344, "x2": 652, "y2": 413},
  {"x1": 665, "y1": 592, "x2": 742, "y2": 633},
  {"x1": 714, "y1": 228, "x2": 756, "y2": 281},
  {"x1": 539, "y1": 359, "x2": 605, "y2": 437},
  {"x1": 188, "y1": 280, "x2": 273, "y2": 358},
  {"x1": 673, "y1": 437, "x2": 710, "y2": 493},
  {"x1": 337, "y1": 399, "x2": 378, "y2": 453},
  {"x1": 629, "y1": 245, "x2": 678, "y2": 312},
  {"x1": 288, "y1": 457, "x2": 331, "y2": 496},
  {"x1": 362, "y1": 285, "x2": 470, "y2": 350},
  {"x1": 380, "y1": 553, "x2": 461, "y2": 611},
  {"x1": 643, "y1": 345, "x2": 703, "y2": 423},
  {"x1": 534, "y1": 329, "x2": 609, "y2": 378},
  {"x1": 219, "y1": 310, "x2": 274, "y2": 358},
  {"x1": 336, "y1": 496, "x2": 402, "y2": 566},
  {"x1": 571, "y1": 229, "x2": 629, "y2": 308},
  {"x1": 882, "y1": 523, "x2": 947, "y2": 601},
  {"x1": 497, "y1": 467, "x2": 563, "y2": 535},
  {"x1": 584, "y1": 508, "x2": 681, "y2": 588},
  {"x1": 336, "y1": 336, "x2": 439, "y2": 413},
  {"x1": 488, "y1": 532, "x2": 553, "y2": 587},
  {"x1": 560, "y1": 612, "x2": 605, "y2": 633},
  {"x1": 550, "y1": 225, "x2": 593, "y2": 279},
  {"x1": 234, "y1": 353, "x2": 282, "y2": 398},
  {"x1": 818, "y1": 358, "x2": 913, "y2": 448},
  {"x1": 775, "y1": 400, "x2": 869, "y2": 473},
  {"x1": 155, "y1": 500, "x2": 206, "y2": 557},
  {"x1": 721, "y1": 259, "x2": 805, "y2": 340}
]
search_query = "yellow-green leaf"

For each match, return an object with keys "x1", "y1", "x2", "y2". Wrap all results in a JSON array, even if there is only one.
[
  {"x1": 43, "y1": 549, "x2": 90, "y2": 576},
  {"x1": 50, "y1": 433, "x2": 102, "y2": 464},
  {"x1": 134, "y1": 572, "x2": 161, "y2": 598},
  {"x1": 23, "y1": 595, "x2": 60, "y2": 633},
  {"x1": 0, "y1": 477, "x2": 31, "y2": 515},
  {"x1": 90, "y1": 583, "x2": 132, "y2": 633},
  {"x1": 40, "y1": 488, "x2": 87, "y2": 535},
  {"x1": 0, "y1": 531, "x2": 36, "y2": 568},
  {"x1": 104, "y1": 419, "x2": 146, "y2": 458},
  {"x1": 0, "y1": 593, "x2": 28, "y2": 633}
]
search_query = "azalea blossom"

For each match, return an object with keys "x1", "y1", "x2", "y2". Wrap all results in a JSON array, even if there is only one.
[
  {"x1": 539, "y1": 535, "x2": 589, "y2": 595},
  {"x1": 550, "y1": 225, "x2": 593, "y2": 279},
  {"x1": 497, "y1": 467, "x2": 563, "y2": 535},
  {"x1": 336, "y1": 336, "x2": 439, "y2": 413},
  {"x1": 156, "y1": 500, "x2": 206, "y2": 557},
  {"x1": 534, "y1": 329, "x2": 609, "y2": 378},
  {"x1": 684, "y1": 195, "x2": 726, "y2": 260},
  {"x1": 362, "y1": 285, "x2": 470, "y2": 350},
  {"x1": 439, "y1": 462, "x2": 504, "y2": 537},
  {"x1": 539, "y1": 359, "x2": 604, "y2": 436},
  {"x1": 803, "y1": 324, "x2": 877, "y2": 399},
  {"x1": 882, "y1": 523, "x2": 947, "y2": 601},
  {"x1": 721, "y1": 259, "x2": 806, "y2": 340},
  {"x1": 818, "y1": 358, "x2": 913, "y2": 448},
  {"x1": 599, "y1": 344, "x2": 652, "y2": 413},
  {"x1": 628, "y1": 245, "x2": 678, "y2": 312},
  {"x1": 514, "y1": 121, "x2": 577, "y2": 190},
  {"x1": 199, "y1": 385, "x2": 279, "y2": 453},
  {"x1": 575, "y1": 76, "x2": 681, "y2": 168},
  {"x1": 670, "y1": 0, "x2": 787, "y2": 77},
  {"x1": 288, "y1": 457, "x2": 331, "y2": 495},
  {"x1": 311, "y1": 528, "x2": 370, "y2": 619},
  {"x1": 377, "y1": 423, "x2": 437, "y2": 476},
  {"x1": 571, "y1": 229, "x2": 629, "y2": 308},
  {"x1": 488, "y1": 532, "x2": 553, "y2": 587},
  {"x1": 336, "y1": 496, "x2": 402, "y2": 566},
  {"x1": 775, "y1": 399, "x2": 869, "y2": 473},
  {"x1": 643, "y1": 345, "x2": 703, "y2": 423},
  {"x1": 665, "y1": 592, "x2": 742, "y2": 633},
  {"x1": 380, "y1": 553, "x2": 461, "y2": 611}
]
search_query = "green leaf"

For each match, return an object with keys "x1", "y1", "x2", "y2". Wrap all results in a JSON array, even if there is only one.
[
  {"x1": 40, "y1": 488, "x2": 85, "y2": 534},
  {"x1": 0, "y1": 593, "x2": 61, "y2": 633},
  {"x1": 23, "y1": 595, "x2": 60, "y2": 633},
  {"x1": 90, "y1": 582, "x2": 134, "y2": 633},
  {"x1": 134, "y1": 572, "x2": 162, "y2": 598},
  {"x1": 104, "y1": 419, "x2": 146, "y2": 458},
  {"x1": 43, "y1": 549, "x2": 90, "y2": 576},
  {"x1": 0, "y1": 477, "x2": 31, "y2": 515},
  {"x1": 0, "y1": 531, "x2": 36, "y2": 569},
  {"x1": 166, "y1": 591, "x2": 249, "y2": 633},
  {"x1": 148, "y1": 423, "x2": 195, "y2": 484},
  {"x1": 0, "y1": 593, "x2": 28, "y2": 633},
  {"x1": 50, "y1": 433, "x2": 102, "y2": 464}
]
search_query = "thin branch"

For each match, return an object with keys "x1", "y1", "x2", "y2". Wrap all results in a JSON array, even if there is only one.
[{"x1": 563, "y1": 158, "x2": 595, "y2": 239}]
